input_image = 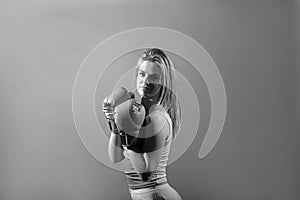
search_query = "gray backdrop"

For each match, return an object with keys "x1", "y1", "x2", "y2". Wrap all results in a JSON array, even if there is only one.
[{"x1": 0, "y1": 0, "x2": 299, "y2": 200}]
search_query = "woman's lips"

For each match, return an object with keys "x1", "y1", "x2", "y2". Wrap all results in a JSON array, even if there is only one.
[
  {"x1": 140, "y1": 86, "x2": 150, "y2": 90},
  {"x1": 140, "y1": 84, "x2": 158, "y2": 94}
]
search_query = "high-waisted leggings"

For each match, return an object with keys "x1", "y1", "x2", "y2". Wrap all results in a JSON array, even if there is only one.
[{"x1": 129, "y1": 183, "x2": 183, "y2": 200}]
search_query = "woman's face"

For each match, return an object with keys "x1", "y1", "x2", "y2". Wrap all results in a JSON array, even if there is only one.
[{"x1": 136, "y1": 61, "x2": 162, "y2": 98}]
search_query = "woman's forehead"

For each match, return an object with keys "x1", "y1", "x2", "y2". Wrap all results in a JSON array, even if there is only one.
[{"x1": 138, "y1": 61, "x2": 162, "y2": 75}]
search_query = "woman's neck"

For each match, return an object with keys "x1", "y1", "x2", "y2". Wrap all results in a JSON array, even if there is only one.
[
  {"x1": 142, "y1": 94, "x2": 160, "y2": 116},
  {"x1": 133, "y1": 89, "x2": 161, "y2": 116}
]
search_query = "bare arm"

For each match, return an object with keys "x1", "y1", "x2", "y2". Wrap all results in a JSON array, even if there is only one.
[
  {"x1": 142, "y1": 117, "x2": 169, "y2": 181},
  {"x1": 107, "y1": 120, "x2": 125, "y2": 163},
  {"x1": 123, "y1": 112, "x2": 169, "y2": 181}
]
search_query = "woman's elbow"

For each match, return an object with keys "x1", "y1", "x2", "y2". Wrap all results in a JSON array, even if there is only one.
[
  {"x1": 110, "y1": 157, "x2": 123, "y2": 163},
  {"x1": 109, "y1": 154, "x2": 124, "y2": 163}
]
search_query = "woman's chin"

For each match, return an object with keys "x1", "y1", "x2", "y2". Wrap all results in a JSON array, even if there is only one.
[
  {"x1": 137, "y1": 89, "x2": 144, "y2": 97},
  {"x1": 138, "y1": 88, "x2": 159, "y2": 99},
  {"x1": 138, "y1": 89, "x2": 151, "y2": 98}
]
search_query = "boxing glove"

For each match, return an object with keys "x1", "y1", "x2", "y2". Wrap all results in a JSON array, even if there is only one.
[
  {"x1": 102, "y1": 87, "x2": 134, "y2": 108},
  {"x1": 114, "y1": 99, "x2": 145, "y2": 136},
  {"x1": 102, "y1": 87, "x2": 135, "y2": 120}
]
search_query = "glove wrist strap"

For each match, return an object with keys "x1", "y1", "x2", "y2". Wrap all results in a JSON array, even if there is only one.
[{"x1": 108, "y1": 119, "x2": 119, "y2": 134}]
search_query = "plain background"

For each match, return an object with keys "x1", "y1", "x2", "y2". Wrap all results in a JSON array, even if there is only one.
[{"x1": 0, "y1": 0, "x2": 299, "y2": 199}]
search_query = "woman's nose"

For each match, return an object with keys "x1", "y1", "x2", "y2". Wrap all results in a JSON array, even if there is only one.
[{"x1": 141, "y1": 75, "x2": 150, "y2": 85}]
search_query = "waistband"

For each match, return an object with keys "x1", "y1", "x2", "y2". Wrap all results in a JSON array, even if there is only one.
[{"x1": 129, "y1": 181, "x2": 168, "y2": 191}]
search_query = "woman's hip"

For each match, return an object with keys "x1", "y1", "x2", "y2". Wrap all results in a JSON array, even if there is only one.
[{"x1": 129, "y1": 183, "x2": 182, "y2": 200}]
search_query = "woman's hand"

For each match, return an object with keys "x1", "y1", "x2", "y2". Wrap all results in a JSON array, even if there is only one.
[
  {"x1": 122, "y1": 146, "x2": 136, "y2": 161},
  {"x1": 123, "y1": 146, "x2": 147, "y2": 173},
  {"x1": 102, "y1": 97, "x2": 115, "y2": 120},
  {"x1": 123, "y1": 146, "x2": 154, "y2": 181}
]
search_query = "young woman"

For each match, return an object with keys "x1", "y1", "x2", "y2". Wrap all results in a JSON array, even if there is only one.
[{"x1": 103, "y1": 48, "x2": 183, "y2": 200}]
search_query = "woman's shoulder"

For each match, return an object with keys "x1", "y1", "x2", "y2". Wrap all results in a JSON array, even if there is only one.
[
  {"x1": 148, "y1": 105, "x2": 169, "y2": 125},
  {"x1": 149, "y1": 104, "x2": 171, "y2": 121},
  {"x1": 138, "y1": 105, "x2": 171, "y2": 139},
  {"x1": 149, "y1": 104, "x2": 165, "y2": 112}
]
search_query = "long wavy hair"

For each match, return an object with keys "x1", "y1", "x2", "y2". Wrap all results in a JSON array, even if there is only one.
[{"x1": 135, "y1": 48, "x2": 181, "y2": 138}]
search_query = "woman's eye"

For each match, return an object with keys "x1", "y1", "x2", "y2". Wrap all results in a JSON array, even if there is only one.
[{"x1": 152, "y1": 76, "x2": 160, "y2": 81}]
